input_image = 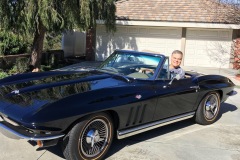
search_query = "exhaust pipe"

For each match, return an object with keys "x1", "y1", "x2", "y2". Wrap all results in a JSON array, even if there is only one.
[{"x1": 36, "y1": 139, "x2": 59, "y2": 148}]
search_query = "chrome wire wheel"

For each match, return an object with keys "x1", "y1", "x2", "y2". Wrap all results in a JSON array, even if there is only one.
[
  {"x1": 204, "y1": 94, "x2": 219, "y2": 120},
  {"x1": 62, "y1": 113, "x2": 113, "y2": 160},
  {"x1": 80, "y1": 119, "x2": 109, "y2": 158}
]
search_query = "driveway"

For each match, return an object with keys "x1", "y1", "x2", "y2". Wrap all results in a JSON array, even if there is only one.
[{"x1": 0, "y1": 90, "x2": 239, "y2": 160}]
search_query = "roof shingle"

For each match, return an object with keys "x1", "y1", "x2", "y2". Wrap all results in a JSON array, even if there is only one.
[{"x1": 116, "y1": 0, "x2": 239, "y2": 24}]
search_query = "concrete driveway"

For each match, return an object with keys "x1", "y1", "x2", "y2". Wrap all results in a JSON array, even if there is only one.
[{"x1": 0, "y1": 87, "x2": 239, "y2": 160}]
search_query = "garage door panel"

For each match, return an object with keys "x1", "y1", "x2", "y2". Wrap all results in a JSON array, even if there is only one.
[
  {"x1": 96, "y1": 25, "x2": 181, "y2": 60},
  {"x1": 116, "y1": 27, "x2": 128, "y2": 34},
  {"x1": 184, "y1": 58, "x2": 195, "y2": 65},
  {"x1": 165, "y1": 49, "x2": 174, "y2": 57},
  {"x1": 196, "y1": 49, "x2": 207, "y2": 55},
  {"x1": 219, "y1": 31, "x2": 231, "y2": 39},
  {"x1": 166, "y1": 39, "x2": 179, "y2": 45},
  {"x1": 135, "y1": 37, "x2": 145, "y2": 44},
  {"x1": 145, "y1": 38, "x2": 166, "y2": 44},
  {"x1": 148, "y1": 28, "x2": 181, "y2": 37},
  {"x1": 149, "y1": 28, "x2": 168, "y2": 35},
  {"x1": 186, "y1": 30, "x2": 197, "y2": 37},
  {"x1": 195, "y1": 40, "x2": 207, "y2": 47},
  {"x1": 139, "y1": 28, "x2": 148, "y2": 33},
  {"x1": 128, "y1": 27, "x2": 139, "y2": 35},
  {"x1": 144, "y1": 45, "x2": 166, "y2": 51},
  {"x1": 184, "y1": 29, "x2": 232, "y2": 68},
  {"x1": 197, "y1": 59, "x2": 211, "y2": 65},
  {"x1": 96, "y1": 35, "x2": 109, "y2": 52},
  {"x1": 186, "y1": 40, "x2": 195, "y2": 46},
  {"x1": 198, "y1": 30, "x2": 218, "y2": 38},
  {"x1": 206, "y1": 41, "x2": 218, "y2": 50},
  {"x1": 145, "y1": 45, "x2": 166, "y2": 51},
  {"x1": 185, "y1": 49, "x2": 195, "y2": 57}
]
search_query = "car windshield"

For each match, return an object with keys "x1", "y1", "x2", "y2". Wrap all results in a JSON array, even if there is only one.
[{"x1": 98, "y1": 50, "x2": 163, "y2": 79}]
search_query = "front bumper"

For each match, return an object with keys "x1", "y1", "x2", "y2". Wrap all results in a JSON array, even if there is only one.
[{"x1": 0, "y1": 121, "x2": 65, "y2": 141}]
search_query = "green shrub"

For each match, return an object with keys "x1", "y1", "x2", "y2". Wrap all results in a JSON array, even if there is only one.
[
  {"x1": 0, "y1": 31, "x2": 29, "y2": 55},
  {"x1": 40, "y1": 65, "x2": 53, "y2": 71},
  {"x1": 0, "y1": 71, "x2": 8, "y2": 79},
  {"x1": 9, "y1": 57, "x2": 29, "y2": 74},
  {"x1": 16, "y1": 57, "x2": 29, "y2": 73},
  {"x1": 8, "y1": 65, "x2": 18, "y2": 75},
  {"x1": 44, "y1": 33, "x2": 62, "y2": 51},
  {"x1": 0, "y1": 57, "x2": 13, "y2": 70}
]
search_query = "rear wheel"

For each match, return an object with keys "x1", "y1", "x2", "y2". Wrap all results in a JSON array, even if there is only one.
[
  {"x1": 195, "y1": 92, "x2": 220, "y2": 125},
  {"x1": 62, "y1": 112, "x2": 114, "y2": 160}
]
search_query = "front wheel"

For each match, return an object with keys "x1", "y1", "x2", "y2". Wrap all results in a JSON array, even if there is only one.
[
  {"x1": 62, "y1": 112, "x2": 114, "y2": 160},
  {"x1": 195, "y1": 92, "x2": 220, "y2": 125}
]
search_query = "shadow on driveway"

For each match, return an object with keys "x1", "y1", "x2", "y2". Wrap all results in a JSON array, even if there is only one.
[{"x1": 217, "y1": 102, "x2": 238, "y2": 121}]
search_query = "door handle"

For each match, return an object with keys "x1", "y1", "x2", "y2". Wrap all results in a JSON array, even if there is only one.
[
  {"x1": 190, "y1": 86, "x2": 200, "y2": 92},
  {"x1": 190, "y1": 86, "x2": 199, "y2": 89}
]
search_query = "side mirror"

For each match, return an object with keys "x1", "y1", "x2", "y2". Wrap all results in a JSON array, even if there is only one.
[
  {"x1": 175, "y1": 74, "x2": 181, "y2": 80},
  {"x1": 168, "y1": 73, "x2": 181, "y2": 85}
]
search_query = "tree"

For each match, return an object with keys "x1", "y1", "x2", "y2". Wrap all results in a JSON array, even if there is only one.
[
  {"x1": 202, "y1": 0, "x2": 240, "y2": 24},
  {"x1": 0, "y1": 0, "x2": 116, "y2": 71}
]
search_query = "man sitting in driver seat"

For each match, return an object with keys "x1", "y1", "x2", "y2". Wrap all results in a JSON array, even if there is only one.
[{"x1": 170, "y1": 50, "x2": 185, "y2": 79}]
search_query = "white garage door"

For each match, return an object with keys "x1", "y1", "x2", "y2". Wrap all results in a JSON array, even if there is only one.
[
  {"x1": 96, "y1": 25, "x2": 182, "y2": 61},
  {"x1": 184, "y1": 29, "x2": 233, "y2": 68}
]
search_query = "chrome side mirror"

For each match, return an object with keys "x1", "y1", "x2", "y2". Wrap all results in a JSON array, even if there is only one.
[
  {"x1": 175, "y1": 74, "x2": 181, "y2": 80},
  {"x1": 168, "y1": 74, "x2": 181, "y2": 85}
]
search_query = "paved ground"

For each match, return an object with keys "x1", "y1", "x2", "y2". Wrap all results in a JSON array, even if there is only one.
[{"x1": 0, "y1": 62, "x2": 240, "y2": 160}]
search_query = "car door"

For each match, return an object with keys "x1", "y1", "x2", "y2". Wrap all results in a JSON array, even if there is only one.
[{"x1": 153, "y1": 58, "x2": 199, "y2": 121}]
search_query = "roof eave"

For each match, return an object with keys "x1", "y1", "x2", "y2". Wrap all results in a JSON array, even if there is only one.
[{"x1": 97, "y1": 20, "x2": 240, "y2": 29}]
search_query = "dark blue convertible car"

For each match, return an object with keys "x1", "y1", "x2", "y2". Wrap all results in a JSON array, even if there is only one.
[{"x1": 0, "y1": 50, "x2": 235, "y2": 160}]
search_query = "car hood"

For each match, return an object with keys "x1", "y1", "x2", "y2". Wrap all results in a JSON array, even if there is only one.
[{"x1": 0, "y1": 70, "x2": 127, "y2": 122}]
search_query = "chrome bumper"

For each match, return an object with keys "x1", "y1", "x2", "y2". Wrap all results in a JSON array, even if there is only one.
[{"x1": 0, "y1": 122, "x2": 65, "y2": 141}]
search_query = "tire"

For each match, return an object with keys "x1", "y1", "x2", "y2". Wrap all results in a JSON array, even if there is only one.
[
  {"x1": 62, "y1": 112, "x2": 114, "y2": 160},
  {"x1": 195, "y1": 92, "x2": 220, "y2": 125}
]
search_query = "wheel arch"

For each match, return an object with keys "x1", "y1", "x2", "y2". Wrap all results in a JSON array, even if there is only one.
[
  {"x1": 215, "y1": 89, "x2": 223, "y2": 101},
  {"x1": 105, "y1": 110, "x2": 120, "y2": 132}
]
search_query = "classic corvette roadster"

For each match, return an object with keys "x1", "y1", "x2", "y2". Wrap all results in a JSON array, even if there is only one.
[{"x1": 0, "y1": 50, "x2": 235, "y2": 160}]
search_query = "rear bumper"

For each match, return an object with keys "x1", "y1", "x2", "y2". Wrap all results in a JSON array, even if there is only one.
[{"x1": 0, "y1": 122, "x2": 65, "y2": 141}]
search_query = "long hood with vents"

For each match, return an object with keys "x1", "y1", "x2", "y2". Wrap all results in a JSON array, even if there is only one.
[{"x1": 0, "y1": 70, "x2": 126, "y2": 124}]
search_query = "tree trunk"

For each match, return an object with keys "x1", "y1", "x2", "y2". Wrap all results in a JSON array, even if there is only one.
[{"x1": 30, "y1": 20, "x2": 46, "y2": 72}]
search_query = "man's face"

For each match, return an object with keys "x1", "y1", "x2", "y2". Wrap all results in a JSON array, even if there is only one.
[{"x1": 171, "y1": 53, "x2": 182, "y2": 68}]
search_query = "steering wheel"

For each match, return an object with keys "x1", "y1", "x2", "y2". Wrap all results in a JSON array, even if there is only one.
[{"x1": 135, "y1": 67, "x2": 141, "y2": 72}]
